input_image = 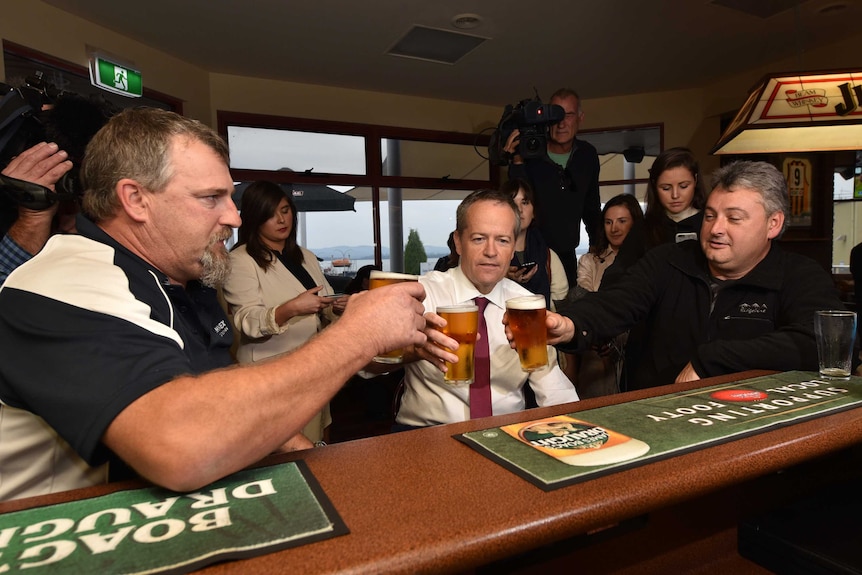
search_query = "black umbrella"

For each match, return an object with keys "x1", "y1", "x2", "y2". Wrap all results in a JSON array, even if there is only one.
[{"x1": 232, "y1": 182, "x2": 355, "y2": 212}]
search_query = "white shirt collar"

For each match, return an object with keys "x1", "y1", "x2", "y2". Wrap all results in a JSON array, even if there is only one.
[
  {"x1": 449, "y1": 266, "x2": 510, "y2": 310},
  {"x1": 666, "y1": 206, "x2": 700, "y2": 222}
]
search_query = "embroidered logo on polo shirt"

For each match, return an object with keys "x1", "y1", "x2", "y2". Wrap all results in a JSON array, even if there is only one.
[
  {"x1": 739, "y1": 303, "x2": 767, "y2": 314},
  {"x1": 213, "y1": 319, "x2": 230, "y2": 337}
]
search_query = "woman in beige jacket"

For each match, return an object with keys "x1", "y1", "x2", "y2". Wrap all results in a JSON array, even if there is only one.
[{"x1": 222, "y1": 181, "x2": 345, "y2": 446}]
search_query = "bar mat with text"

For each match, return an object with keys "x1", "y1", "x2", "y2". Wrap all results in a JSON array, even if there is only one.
[
  {"x1": 457, "y1": 371, "x2": 862, "y2": 491},
  {"x1": 0, "y1": 461, "x2": 347, "y2": 574}
]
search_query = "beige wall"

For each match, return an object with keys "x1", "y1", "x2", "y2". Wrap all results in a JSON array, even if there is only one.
[
  {"x1": 210, "y1": 73, "x2": 499, "y2": 134},
  {"x1": 3, "y1": 0, "x2": 862, "y2": 169},
  {"x1": 1, "y1": 0, "x2": 212, "y2": 121}
]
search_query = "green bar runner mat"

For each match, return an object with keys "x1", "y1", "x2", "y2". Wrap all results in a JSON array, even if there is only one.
[
  {"x1": 0, "y1": 461, "x2": 347, "y2": 574},
  {"x1": 457, "y1": 371, "x2": 862, "y2": 491}
]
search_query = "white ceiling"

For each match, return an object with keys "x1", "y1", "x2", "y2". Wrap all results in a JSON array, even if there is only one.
[{"x1": 40, "y1": 0, "x2": 862, "y2": 107}]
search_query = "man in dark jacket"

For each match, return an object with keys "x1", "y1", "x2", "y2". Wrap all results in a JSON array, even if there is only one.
[
  {"x1": 506, "y1": 88, "x2": 601, "y2": 286},
  {"x1": 521, "y1": 160, "x2": 844, "y2": 390}
]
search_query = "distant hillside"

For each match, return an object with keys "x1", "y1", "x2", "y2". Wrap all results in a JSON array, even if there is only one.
[{"x1": 310, "y1": 244, "x2": 449, "y2": 260}]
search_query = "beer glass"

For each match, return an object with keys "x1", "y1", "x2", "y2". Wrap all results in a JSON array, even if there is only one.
[
  {"x1": 814, "y1": 310, "x2": 857, "y2": 380},
  {"x1": 369, "y1": 271, "x2": 419, "y2": 364},
  {"x1": 506, "y1": 294, "x2": 549, "y2": 372},
  {"x1": 436, "y1": 304, "x2": 479, "y2": 384}
]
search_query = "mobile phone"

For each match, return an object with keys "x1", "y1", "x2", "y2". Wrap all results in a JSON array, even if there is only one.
[
  {"x1": 675, "y1": 232, "x2": 697, "y2": 243},
  {"x1": 519, "y1": 261, "x2": 537, "y2": 270},
  {"x1": 323, "y1": 293, "x2": 344, "y2": 299}
]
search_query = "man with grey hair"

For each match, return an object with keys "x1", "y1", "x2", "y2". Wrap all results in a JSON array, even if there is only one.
[
  {"x1": 394, "y1": 189, "x2": 578, "y2": 429},
  {"x1": 504, "y1": 88, "x2": 601, "y2": 285},
  {"x1": 0, "y1": 107, "x2": 428, "y2": 501},
  {"x1": 528, "y1": 160, "x2": 844, "y2": 390}
]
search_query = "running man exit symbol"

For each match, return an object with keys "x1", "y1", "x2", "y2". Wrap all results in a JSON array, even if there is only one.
[
  {"x1": 114, "y1": 67, "x2": 127, "y2": 91},
  {"x1": 89, "y1": 54, "x2": 142, "y2": 97}
]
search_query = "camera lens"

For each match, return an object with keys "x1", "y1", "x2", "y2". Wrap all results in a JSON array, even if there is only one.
[{"x1": 55, "y1": 170, "x2": 81, "y2": 199}]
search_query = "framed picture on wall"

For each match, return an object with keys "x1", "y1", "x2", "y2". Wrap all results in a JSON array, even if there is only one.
[{"x1": 782, "y1": 156, "x2": 813, "y2": 228}]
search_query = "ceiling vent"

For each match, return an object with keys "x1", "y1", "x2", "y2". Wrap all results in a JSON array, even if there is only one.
[
  {"x1": 386, "y1": 25, "x2": 487, "y2": 65},
  {"x1": 709, "y1": 0, "x2": 807, "y2": 18}
]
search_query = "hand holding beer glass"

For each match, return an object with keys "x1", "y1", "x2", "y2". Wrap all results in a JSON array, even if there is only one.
[
  {"x1": 506, "y1": 294, "x2": 549, "y2": 372},
  {"x1": 435, "y1": 304, "x2": 479, "y2": 384},
  {"x1": 369, "y1": 271, "x2": 419, "y2": 363}
]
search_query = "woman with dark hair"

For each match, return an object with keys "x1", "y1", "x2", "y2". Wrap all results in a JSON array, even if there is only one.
[
  {"x1": 433, "y1": 232, "x2": 459, "y2": 272},
  {"x1": 603, "y1": 147, "x2": 706, "y2": 288},
  {"x1": 575, "y1": 194, "x2": 644, "y2": 398},
  {"x1": 344, "y1": 264, "x2": 379, "y2": 294},
  {"x1": 222, "y1": 181, "x2": 343, "y2": 447},
  {"x1": 578, "y1": 194, "x2": 644, "y2": 292},
  {"x1": 502, "y1": 178, "x2": 568, "y2": 309},
  {"x1": 643, "y1": 146, "x2": 706, "y2": 248},
  {"x1": 503, "y1": 178, "x2": 572, "y2": 393}
]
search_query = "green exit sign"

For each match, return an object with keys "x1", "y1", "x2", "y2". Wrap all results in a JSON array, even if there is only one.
[{"x1": 89, "y1": 55, "x2": 142, "y2": 97}]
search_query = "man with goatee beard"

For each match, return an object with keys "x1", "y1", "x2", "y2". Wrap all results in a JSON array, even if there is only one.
[{"x1": 0, "y1": 107, "x2": 428, "y2": 502}]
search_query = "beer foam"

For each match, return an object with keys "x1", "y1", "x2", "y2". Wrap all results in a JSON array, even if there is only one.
[
  {"x1": 437, "y1": 304, "x2": 478, "y2": 313},
  {"x1": 369, "y1": 271, "x2": 419, "y2": 281},
  {"x1": 505, "y1": 294, "x2": 545, "y2": 310}
]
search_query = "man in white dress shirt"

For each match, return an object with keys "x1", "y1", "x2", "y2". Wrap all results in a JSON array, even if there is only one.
[{"x1": 395, "y1": 189, "x2": 579, "y2": 428}]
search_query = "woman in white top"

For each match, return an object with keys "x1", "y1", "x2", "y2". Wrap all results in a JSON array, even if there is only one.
[
  {"x1": 222, "y1": 181, "x2": 345, "y2": 446},
  {"x1": 577, "y1": 194, "x2": 643, "y2": 291},
  {"x1": 575, "y1": 193, "x2": 643, "y2": 398}
]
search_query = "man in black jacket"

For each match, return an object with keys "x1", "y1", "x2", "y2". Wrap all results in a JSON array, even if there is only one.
[
  {"x1": 514, "y1": 160, "x2": 844, "y2": 390},
  {"x1": 505, "y1": 88, "x2": 600, "y2": 285}
]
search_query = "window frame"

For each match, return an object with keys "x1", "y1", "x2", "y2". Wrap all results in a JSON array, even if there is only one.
[{"x1": 217, "y1": 110, "x2": 496, "y2": 265}]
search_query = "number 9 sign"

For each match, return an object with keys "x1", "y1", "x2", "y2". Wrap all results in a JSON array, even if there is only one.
[{"x1": 782, "y1": 157, "x2": 812, "y2": 226}]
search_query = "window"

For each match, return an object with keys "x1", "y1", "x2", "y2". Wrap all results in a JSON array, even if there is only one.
[
  {"x1": 228, "y1": 126, "x2": 366, "y2": 174},
  {"x1": 219, "y1": 111, "x2": 494, "y2": 277},
  {"x1": 579, "y1": 123, "x2": 662, "y2": 203}
]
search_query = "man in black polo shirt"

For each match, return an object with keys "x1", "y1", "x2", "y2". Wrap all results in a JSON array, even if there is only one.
[{"x1": 0, "y1": 108, "x2": 428, "y2": 501}]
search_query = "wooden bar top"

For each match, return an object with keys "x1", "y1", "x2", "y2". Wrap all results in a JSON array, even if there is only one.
[{"x1": 3, "y1": 370, "x2": 862, "y2": 574}]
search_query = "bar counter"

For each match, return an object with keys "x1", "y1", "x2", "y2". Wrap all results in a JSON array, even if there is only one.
[{"x1": 4, "y1": 370, "x2": 862, "y2": 574}]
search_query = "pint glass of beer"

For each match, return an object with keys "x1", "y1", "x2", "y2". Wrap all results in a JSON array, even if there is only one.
[
  {"x1": 436, "y1": 304, "x2": 479, "y2": 384},
  {"x1": 369, "y1": 270, "x2": 419, "y2": 364},
  {"x1": 506, "y1": 294, "x2": 549, "y2": 372}
]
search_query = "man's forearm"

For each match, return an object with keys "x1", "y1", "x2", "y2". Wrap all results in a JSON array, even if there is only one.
[
  {"x1": 102, "y1": 284, "x2": 427, "y2": 492},
  {"x1": 103, "y1": 320, "x2": 383, "y2": 492},
  {"x1": 6, "y1": 211, "x2": 54, "y2": 256}
]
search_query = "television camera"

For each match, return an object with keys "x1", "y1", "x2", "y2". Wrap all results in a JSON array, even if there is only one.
[
  {"x1": 0, "y1": 73, "x2": 111, "y2": 213},
  {"x1": 488, "y1": 96, "x2": 565, "y2": 166}
]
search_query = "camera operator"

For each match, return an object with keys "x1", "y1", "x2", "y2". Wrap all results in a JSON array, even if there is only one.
[
  {"x1": 0, "y1": 142, "x2": 73, "y2": 284},
  {"x1": 0, "y1": 82, "x2": 111, "y2": 284},
  {"x1": 504, "y1": 88, "x2": 600, "y2": 287}
]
